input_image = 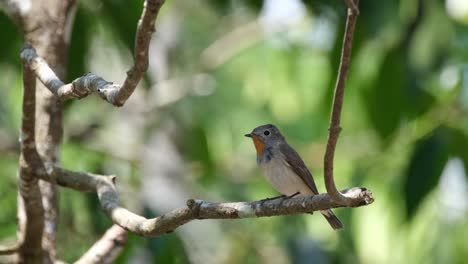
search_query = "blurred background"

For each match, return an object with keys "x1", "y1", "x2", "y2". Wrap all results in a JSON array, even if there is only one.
[{"x1": 1, "y1": 0, "x2": 468, "y2": 263}]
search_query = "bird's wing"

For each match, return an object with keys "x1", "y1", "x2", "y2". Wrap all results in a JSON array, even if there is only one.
[{"x1": 279, "y1": 143, "x2": 319, "y2": 194}]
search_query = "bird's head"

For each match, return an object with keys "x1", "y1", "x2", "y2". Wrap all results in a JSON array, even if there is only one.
[{"x1": 245, "y1": 124, "x2": 284, "y2": 155}]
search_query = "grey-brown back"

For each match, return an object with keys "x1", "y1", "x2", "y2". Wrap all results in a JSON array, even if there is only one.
[{"x1": 279, "y1": 143, "x2": 320, "y2": 195}]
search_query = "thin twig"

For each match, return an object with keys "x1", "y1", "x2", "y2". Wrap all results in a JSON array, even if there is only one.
[
  {"x1": 324, "y1": 0, "x2": 371, "y2": 207},
  {"x1": 19, "y1": 0, "x2": 165, "y2": 107},
  {"x1": 344, "y1": 0, "x2": 360, "y2": 15},
  {"x1": 0, "y1": 243, "x2": 19, "y2": 255},
  {"x1": 75, "y1": 225, "x2": 127, "y2": 264},
  {"x1": 113, "y1": 0, "x2": 165, "y2": 106}
]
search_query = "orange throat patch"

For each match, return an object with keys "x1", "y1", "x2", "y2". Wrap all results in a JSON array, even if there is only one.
[{"x1": 252, "y1": 136, "x2": 266, "y2": 156}]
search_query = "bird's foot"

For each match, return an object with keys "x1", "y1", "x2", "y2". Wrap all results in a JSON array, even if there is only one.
[
  {"x1": 259, "y1": 192, "x2": 300, "y2": 206},
  {"x1": 278, "y1": 192, "x2": 300, "y2": 206},
  {"x1": 259, "y1": 194, "x2": 286, "y2": 205},
  {"x1": 283, "y1": 192, "x2": 300, "y2": 199}
]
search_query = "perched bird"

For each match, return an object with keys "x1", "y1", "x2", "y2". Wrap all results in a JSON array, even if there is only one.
[{"x1": 245, "y1": 124, "x2": 343, "y2": 230}]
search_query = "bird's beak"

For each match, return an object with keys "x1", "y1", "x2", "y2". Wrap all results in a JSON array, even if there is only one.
[{"x1": 244, "y1": 133, "x2": 252, "y2": 138}]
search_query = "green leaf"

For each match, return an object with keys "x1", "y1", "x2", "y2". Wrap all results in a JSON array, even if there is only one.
[
  {"x1": 404, "y1": 127, "x2": 449, "y2": 219},
  {"x1": 361, "y1": 46, "x2": 435, "y2": 145},
  {"x1": 362, "y1": 48, "x2": 407, "y2": 142}
]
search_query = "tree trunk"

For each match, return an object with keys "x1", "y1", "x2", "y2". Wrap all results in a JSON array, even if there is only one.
[{"x1": 17, "y1": 1, "x2": 76, "y2": 263}]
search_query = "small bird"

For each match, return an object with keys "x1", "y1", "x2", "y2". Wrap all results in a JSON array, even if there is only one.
[{"x1": 245, "y1": 124, "x2": 343, "y2": 230}]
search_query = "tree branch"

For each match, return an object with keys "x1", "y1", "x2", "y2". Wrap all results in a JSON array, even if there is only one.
[
  {"x1": 324, "y1": 0, "x2": 369, "y2": 207},
  {"x1": 113, "y1": 0, "x2": 165, "y2": 106},
  {"x1": 21, "y1": 2, "x2": 77, "y2": 261},
  {"x1": 75, "y1": 225, "x2": 127, "y2": 264},
  {"x1": 28, "y1": 164, "x2": 373, "y2": 237},
  {"x1": 18, "y1": 54, "x2": 46, "y2": 263},
  {"x1": 0, "y1": 243, "x2": 19, "y2": 255},
  {"x1": 19, "y1": 0, "x2": 165, "y2": 107},
  {"x1": 344, "y1": 0, "x2": 360, "y2": 15}
]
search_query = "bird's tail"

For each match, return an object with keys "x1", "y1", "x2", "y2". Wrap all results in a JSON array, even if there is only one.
[{"x1": 320, "y1": 209, "x2": 343, "y2": 230}]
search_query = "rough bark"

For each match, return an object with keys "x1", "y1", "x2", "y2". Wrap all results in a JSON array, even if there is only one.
[
  {"x1": 31, "y1": 165, "x2": 372, "y2": 237},
  {"x1": 16, "y1": 0, "x2": 77, "y2": 263},
  {"x1": 18, "y1": 57, "x2": 45, "y2": 264}
]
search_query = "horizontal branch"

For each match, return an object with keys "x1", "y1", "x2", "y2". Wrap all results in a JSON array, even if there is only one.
[
  {"x1": 0, "y1": 243, "x2": 19, "y2": 255},
  {"x1": 34, "y1": 164, "x2": 373, "y2": 237},
  {"x1": 20, "y1": 46, "x2": 119, "y2": 100},
  {"x1": 19, "y1": 0, "x2": 165, "y2": 107}
]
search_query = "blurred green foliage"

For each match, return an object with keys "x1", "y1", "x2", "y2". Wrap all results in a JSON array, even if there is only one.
[{"x1": 1, "y1": 0, "x2": 468, "y2": 263}]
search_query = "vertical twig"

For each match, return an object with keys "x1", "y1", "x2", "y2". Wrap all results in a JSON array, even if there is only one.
[
  {"x1": 105, "y1": 0, "x2": 166, "y2": 106},
  {"x1": 75, "y1": 225, "x2": 128, "y2": 264},
  {"x1": 324, "y1": 0, "x2": 362, "y2": 206}
]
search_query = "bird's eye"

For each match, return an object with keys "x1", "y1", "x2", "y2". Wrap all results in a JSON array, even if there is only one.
[{"x1": 264, "y1": 130, "x2": 270, "y2": 136}]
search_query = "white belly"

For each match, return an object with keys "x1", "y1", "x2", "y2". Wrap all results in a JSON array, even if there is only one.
[{"x1": 259, "y1": 158, "x2": 313, "y2": 196}]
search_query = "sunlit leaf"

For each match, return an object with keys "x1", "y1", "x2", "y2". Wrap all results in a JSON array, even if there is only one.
[{"x1": 362, "y1": 48, "x2": 407, "y2": 142}]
